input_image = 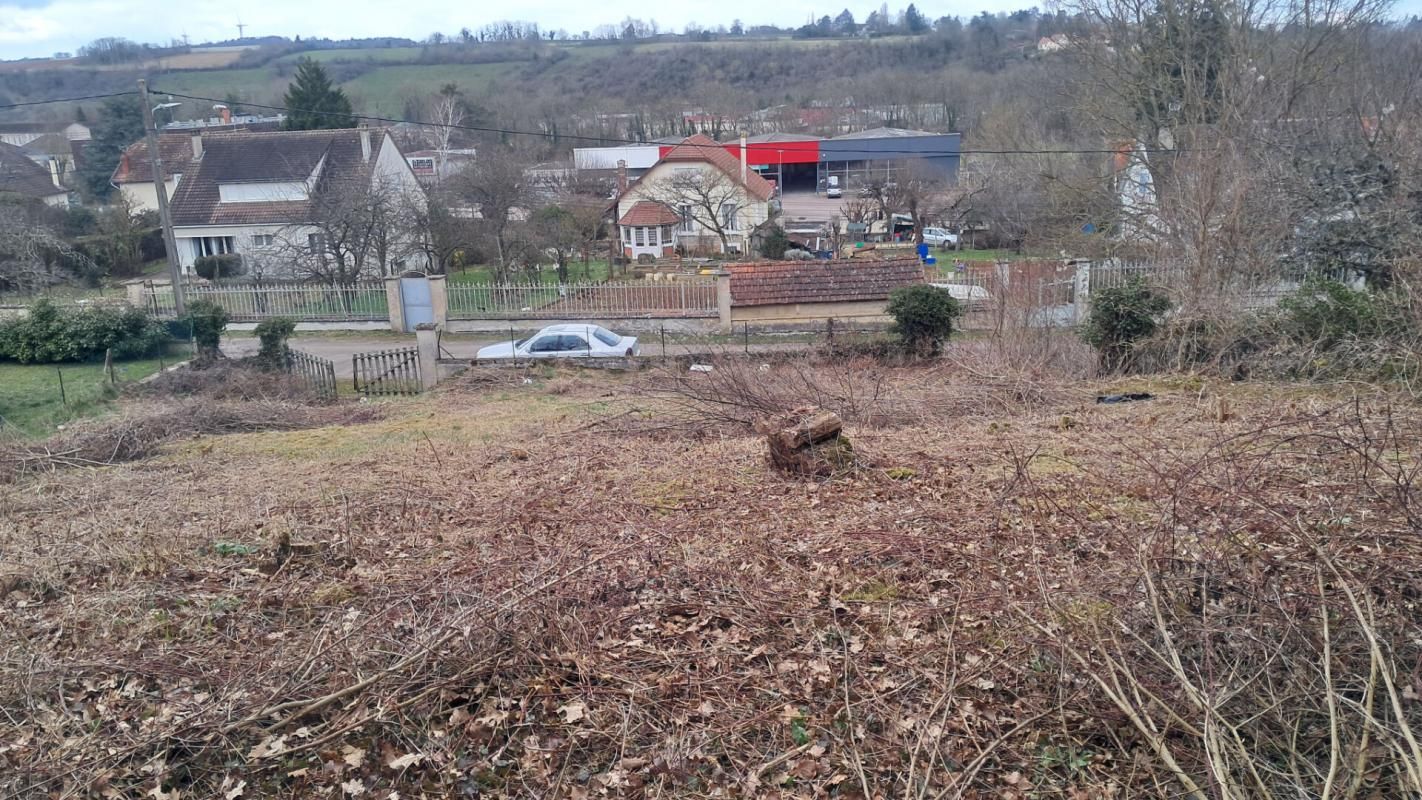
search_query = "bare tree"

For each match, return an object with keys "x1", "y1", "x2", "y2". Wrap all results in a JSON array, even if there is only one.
[
  {"x1": 861, "y1": 160, "x2": 980, "y2": 245},
  {"x1": 1064, "y1": 0, "x2": 1396, "y2": 295},
  {"x1": 0, "y1": 204, "x2": 87, "y2": 293},
  {"x1": 652, "y1": 169, "x2": 749, "y2": 253},
  {"x1": 450, "y1": 150, "x2": 531, "y2": 278},
  {"x1": 427, "y1": 84, "x2": 467, "y2": 161},
  {"x1": 274, "y1": 175, "x2": 425, "y2": 285}
]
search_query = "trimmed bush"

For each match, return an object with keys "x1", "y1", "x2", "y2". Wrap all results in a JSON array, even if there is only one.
[
  {"x1": 254, "y1": 317, "x2": 297, "y2": 370},
  {"x1": 1080, "y1": 278, "x2": 1173, "y2": 373},
  {"x1": 887, "y1": 284, "x2": 961, "y2": 356},
  {"x1": 193, "y1": 254, "x2": 245, "y2": 281},
  {"x1": 185, "y1": 300, "x2": 230, "y2": 361},
  {"x1": 0, "y1": 299, "x2": 170, "y2": 364}
]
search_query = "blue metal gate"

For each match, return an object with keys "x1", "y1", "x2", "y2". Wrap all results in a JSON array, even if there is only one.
[{"x1": 399, "y1": 276, "x2": 433, "y2": 332}]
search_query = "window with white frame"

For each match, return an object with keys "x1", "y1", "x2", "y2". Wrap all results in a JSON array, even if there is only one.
[
  {"x1": 252, "y1": 234, "x2": 274, "y2": 247},
  {"x1": 679, "y1": 205, "x2": 693, "y2": 233},
  {"x1": 634, "y1": 227, "x2": 646, "y2": 246},
  {"x1": 307, "y1": 233, "x2": 324, "y2": 254},
  {"x1": 720, "y1": 202, "x2": 739, "y2": 231},
  {"x1": 622, "y1": 226, "x2": 631, "y2": 243}
]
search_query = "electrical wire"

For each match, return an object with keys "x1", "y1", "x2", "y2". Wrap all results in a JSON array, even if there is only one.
[
  {"x1": 152, "y1": 90, "x2": 1182, "y2": 157},
  {"x1": 0, "y1": 91, "x2": 138, "y2": 110},
  {"x1": 0, "y1": 87, "x2": 1187, "y2": 158}
]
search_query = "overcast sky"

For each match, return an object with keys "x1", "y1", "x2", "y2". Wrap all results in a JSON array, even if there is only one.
[{"x1": 2, "y1": 0, "x2": 1421, "y2": 61}]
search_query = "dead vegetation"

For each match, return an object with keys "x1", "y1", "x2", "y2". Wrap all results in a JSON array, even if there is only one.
[
  {"x1": 0, "y1": 362, "x2": 381, "y2": 483},
  {"x1": 0, "y1": 356, "x2": 1418, "y2": 799}
]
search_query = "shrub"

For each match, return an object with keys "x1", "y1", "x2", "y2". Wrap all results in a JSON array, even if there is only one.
[
  {"x1": 1275, "y1": 277, "x2": 1396, "y2": 349},
  {"x1": 0, "y1": 299, "x2": 169, "y2": 364},
  {"x1": 185, "y1": 300, "x2": 229, "y2": 360},
  {"x1": 887, "y1": 284, "x2": 961, "y2": 356},
  {"x1": 193, "y1": 254, "x2": 245, "y2": 281},
  {"x1": 254, "y1": 317, "x2": 297, "y2": 370},
  {"x1": 760, "y1": 224, "x2": 791, "y2": 260},
  {"x1": 1080, "y1": 278, "x2": 1173, "y2": 373}
]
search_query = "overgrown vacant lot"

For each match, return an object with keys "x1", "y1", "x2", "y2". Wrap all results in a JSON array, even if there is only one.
[{"x1": 2, "y1": 358, "x2": 1420, "y2": 799}]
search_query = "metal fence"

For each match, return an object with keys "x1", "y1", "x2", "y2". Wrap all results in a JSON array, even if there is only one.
[
  {"x1": 1088, "y1": 261, "x2": 1175, "y2": 291},
  {"x1": 284, "y1": 348, "x2": 338, "y2": 401},
  {"x1": 144, "y1": 281, "x2": 389, "y2": 321},
  {"x1": 352, "y1": 346, "x2": 421, "y2": 396},
  {"x1": 447, "y1": 280, "x2": 719, "y2": 320}
]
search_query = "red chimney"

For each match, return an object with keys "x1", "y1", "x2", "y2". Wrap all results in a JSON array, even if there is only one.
[
  {"x1": 119, "y1": 151, "x2": 130, "y2": 178},
  {"x1": 616, "y1": 159, "x2": 627, "y2": 193}
]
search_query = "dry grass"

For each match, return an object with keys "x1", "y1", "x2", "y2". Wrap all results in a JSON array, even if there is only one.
[{"x1": 0, "y1": 359, "x2": 1418, "y2": 799}]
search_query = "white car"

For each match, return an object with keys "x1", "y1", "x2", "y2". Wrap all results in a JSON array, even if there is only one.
[
  {"x1": 475, "y1": 324, "x2": 640, "y2": 360},
  {"x1": 921, "y1": 227, "x2": 960, "y2": 248},
  {"x1": 930, "y1": 283, "x2": 992, "y2": 312}
]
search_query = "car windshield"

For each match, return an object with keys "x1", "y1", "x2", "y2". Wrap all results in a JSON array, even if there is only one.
[{"x1": 592, "y1": 328, "x2": 621, "y2": 347}]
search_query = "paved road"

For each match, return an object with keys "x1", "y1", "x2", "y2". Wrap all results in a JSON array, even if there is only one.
[{"x1": 222, "y1": 334, "x2": 812, "y2": 378}]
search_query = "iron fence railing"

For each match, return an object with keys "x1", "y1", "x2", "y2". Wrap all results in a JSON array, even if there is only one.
[{"x1": 446, "y1": 280, "x2": 718, "y2": 320}]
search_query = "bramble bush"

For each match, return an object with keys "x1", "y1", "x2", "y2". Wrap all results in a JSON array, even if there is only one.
[
  {"x1": 185, "y1": 300, "x2": 230, "y2": 361},
  {"x1": 1080, "y1": 278, "x2": 1173, "y2": 373},
  {"x1": 0, "y1": 299, "x2": 170, "y2": 364},
  {"x1": 887, "y1": 284, "x2": 961, "y2": 356},
  {"x1": 254, "y1": 317, "x2": 297, "y2": 369}
]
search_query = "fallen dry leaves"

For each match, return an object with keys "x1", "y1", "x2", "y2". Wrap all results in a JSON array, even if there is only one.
[{"x1": 0, "y1": 362, "x2": 1418, "y2": 798}]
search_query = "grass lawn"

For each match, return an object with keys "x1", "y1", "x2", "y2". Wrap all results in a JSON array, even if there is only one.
[
  {"x1": 0, "y1": 345, "x2": 189, "y2": 438},
  {"x1": 445, "y1": 260, "x2": 615, "y2": 285}
]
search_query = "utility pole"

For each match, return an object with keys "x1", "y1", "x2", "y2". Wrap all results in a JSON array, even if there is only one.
[{"x1": 138, "y1": 79, "x2": 186, "y2": 316}]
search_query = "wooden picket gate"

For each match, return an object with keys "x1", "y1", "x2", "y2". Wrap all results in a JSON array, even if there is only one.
[
  {"x1": 284, "y1": 348, "x2": 338, "y2": 401},
  {"x1": 352, "y1": 346, "x2": 421, "y2": 396}
]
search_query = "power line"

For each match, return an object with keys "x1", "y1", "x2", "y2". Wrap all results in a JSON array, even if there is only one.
[
  {"x1": 0, "y1": 91, "x2": 138, "y2": 110},
  {"x1": 153, "y1": 89, "x2": 1181, "y2": 158},
  {"x1": 2, "y1": 88, "x2": 1195, "y2": 158}
]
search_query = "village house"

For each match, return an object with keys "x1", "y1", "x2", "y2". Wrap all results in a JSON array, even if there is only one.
[
  {"x1": 111, "y1": 133, "x2": 196, "y2": 213},
  {"x1": 610, "y1": 133, "x2": 777, "y2": 259},
  {"x1": 167, "y1": 126, "x2": 427, "y2": 277},
  {"x1": 0, "y1": 140, "x2": 70, "y2": 207}
]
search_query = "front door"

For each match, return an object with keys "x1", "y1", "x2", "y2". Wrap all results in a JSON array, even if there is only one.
[{"x1": 399, "y1": 276, "x2": 433, "y2": 332}]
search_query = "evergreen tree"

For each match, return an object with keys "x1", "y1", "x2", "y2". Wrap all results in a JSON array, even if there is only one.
[
  {"x1": 77, "y1": 95, "x2": 144, "y2": 199},
  {"x1": 904, "y1": 4, "x2": 929, "y2": 33},
  {"x1": 282, "y1": 57, "x2": 356, "y2": 130},
  {"x1": 834, "y1": 9, "x2": 858, "y2": 34}
]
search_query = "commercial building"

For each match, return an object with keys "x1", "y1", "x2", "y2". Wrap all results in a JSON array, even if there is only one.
[{"x1": 574, "y1": 127, "x2": 961, "y2": 196}]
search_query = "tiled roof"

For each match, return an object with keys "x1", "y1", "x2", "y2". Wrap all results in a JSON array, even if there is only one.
[
  {"x1": 207, "y1": 130, "x2": 334, "y2": 183},
  {"x1": 112, "y1": 134, "x2": 197, "y2": 184},
  {"x1": 0, "y1": 141, "x2": 64, "y2": 200},
  {"x1": 169, "y1": 129, "x2": 380, "y2": 228},
  {"x1": 20, "y1": 133, "x2": 73, "y2": 157},
  {"x1": 728, "y1": 258, "x2": 925, "y2": 307},
  {"x1": 617, "y1": 200, "x2": 682, "y2": 226},
  {"x1": 658, "y1": 134, "x2": 776, "y2": 201}
]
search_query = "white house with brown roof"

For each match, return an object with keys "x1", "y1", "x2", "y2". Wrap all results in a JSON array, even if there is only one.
[
  {"x1": 0, "y1": 140, "x2": 69, "y2": 207},
  {"x1": 111, "y1": 133, "x2": 199, "y2": 213},
  {"x1": 167, "y1": 127, "x2": 426, "y2": 277},
  {"x1": 611, "y1": 134, "x2": 777, "y2": 259}
]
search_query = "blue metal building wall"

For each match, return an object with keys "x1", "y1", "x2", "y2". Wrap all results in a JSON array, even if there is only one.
[{"x1": 817, "y1": 133, "x2": 962, "y2": 181}]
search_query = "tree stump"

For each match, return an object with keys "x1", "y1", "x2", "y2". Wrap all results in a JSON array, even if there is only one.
[{"x1": 754, "y1": 406, "x2": 854, "y2": 477}]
